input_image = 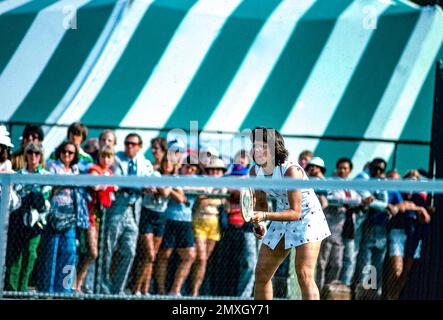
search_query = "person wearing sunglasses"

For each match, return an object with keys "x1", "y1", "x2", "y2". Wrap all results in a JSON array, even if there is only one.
[
  {"x1": 316, "y1": 158, "x2": 362, "y2": 295},
  {"x1": 5, "y1": 141, "x2": 52, "y2": 292},
  {"x1": 11, "y1": 124, "x2": 44, "y2": 171},
  {"x1": 38, "y1": 141, "x2": 89, "y2": 293},
  {"x1": 100, "y1": 133, "x2": 154, "y2": 295},
  {"x1": 47, "y1": 122, "x2": 93, "y2": 174},
  {"x1": 350, "y1": 158, "x2": 390, "y2": 300}
]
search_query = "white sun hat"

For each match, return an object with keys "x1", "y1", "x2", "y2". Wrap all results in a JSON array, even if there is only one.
[
  {"x1": 0, "y1": 125, "x2": 14, "y2": 147},
  {"x1": 307, "y1": 156, "x2": 326, "y2": 173}
]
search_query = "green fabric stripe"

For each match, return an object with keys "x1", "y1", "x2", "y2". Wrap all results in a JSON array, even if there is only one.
[
  {"x1": 162, "y1": 0, "x2": 283, "y2": 131},
  {"x1": 10, "y1": 1, "x2": 115, "y2": 124},
  {"x1": 389, "y1": 145, "x2": 430, "y2": 174},
  {"x1": 143, "y1": 0, "x2": 283, "y2": 158},
  {"x1": 0, "y1": 0, "x2": 59, "y2": 75},
  {"x1": 239, "y1": 0, "x2": 353, "y2": 132},
  {"x1": 81, "y1": 0, "x2": 198, "y2": 138},
  {"x1": 387, "y1": 45, "x2": 443, "y2": 173},
  {"x1": 313, "y1": 8, "x2": 420, "y2": 172}
]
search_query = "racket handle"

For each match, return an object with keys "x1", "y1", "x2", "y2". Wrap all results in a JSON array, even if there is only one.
[{"x1": 252, "y1": 222, "x2": 265, "y2": 238}]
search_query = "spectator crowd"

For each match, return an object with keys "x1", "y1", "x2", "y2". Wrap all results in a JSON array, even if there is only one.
[{"x1": 0, "y1": 123, "x2": 434, "y2": 300}]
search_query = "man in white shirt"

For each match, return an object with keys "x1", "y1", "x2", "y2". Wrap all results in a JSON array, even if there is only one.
[{"x1": 101, "y1": 133, "x2": 153, "y2": 295}]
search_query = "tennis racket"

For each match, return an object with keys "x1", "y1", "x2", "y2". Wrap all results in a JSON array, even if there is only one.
[
  {"x1": 240, "y1": 188, "x2": 266, "y2": 239},
  {"x1": 240, "y1": 188, "x2": 258, "y2": 227}
]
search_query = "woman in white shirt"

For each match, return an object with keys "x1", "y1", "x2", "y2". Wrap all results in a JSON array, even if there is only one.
[{"x1": 250, "y1": 127, "x2": 330, "y2": 300}]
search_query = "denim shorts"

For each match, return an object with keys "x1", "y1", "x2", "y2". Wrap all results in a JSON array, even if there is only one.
[
  {"x1": 139, "y1": 207, "x2": 167, "y2": 237},
  {"x1": 162, "y1": 220, "x2": 195, "y2": 249},
  {"x1": 405, "y1": 221, "x2": 422, "y2": 259},
  {"x1": 388, "y1": 228, "x2": 407, "y2": 257}
]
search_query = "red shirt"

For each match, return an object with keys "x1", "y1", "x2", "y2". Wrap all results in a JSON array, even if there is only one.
[
  {"x1": 88, "y1": 164, "x2": 116, "y2": 211},
  {"x1": 227, "y1": 197, "x2": 244, "y2": 227}
]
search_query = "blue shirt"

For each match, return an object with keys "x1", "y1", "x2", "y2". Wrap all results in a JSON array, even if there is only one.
[
  {"x1": 166, "y1": 193, "x2": 197, "y2": 222},
  {"x1": 166, "y1": 175, "x2": 199, "y2": 222},
  {"x1": 388, "y1": 191, "x2": 403, "y2": 205},
  {"x1": 388, "y1": 191, "x2": 405, "y2": 230},
  {"x1": 368, "y1": 188, "x2": 390, "y2": 226}
]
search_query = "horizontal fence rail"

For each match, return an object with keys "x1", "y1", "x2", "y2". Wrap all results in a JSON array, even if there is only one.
[{"x1": 1, "y1": 173, "x2": 442, "y2": 192}]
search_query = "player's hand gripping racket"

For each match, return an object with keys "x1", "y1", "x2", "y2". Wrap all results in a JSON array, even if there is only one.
[{"x1": 240, "y1": 188, "x2": 264, "y2": 238}]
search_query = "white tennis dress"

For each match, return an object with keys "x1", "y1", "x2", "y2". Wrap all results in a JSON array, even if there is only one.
[{"x1": 255, "y1": 161, "x2": 331, "y2": 250}]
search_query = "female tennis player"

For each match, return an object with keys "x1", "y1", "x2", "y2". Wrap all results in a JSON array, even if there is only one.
[{"x1": 249, "y1": 127, "x2": 330, "y2": 300}]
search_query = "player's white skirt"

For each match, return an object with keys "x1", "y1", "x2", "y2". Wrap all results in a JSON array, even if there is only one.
[{"x1": 263, "y1": 191, "x2": 331, "y2": 250}]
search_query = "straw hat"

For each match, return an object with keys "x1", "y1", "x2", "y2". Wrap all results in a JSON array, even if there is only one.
[{"x1": 205, "y1": 157, "x2": 226, "y2": 171}]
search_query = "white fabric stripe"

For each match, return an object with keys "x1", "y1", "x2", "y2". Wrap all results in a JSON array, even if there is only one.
[
  {"x1": 42, "y1": 0, "x2": 153, "y2": 158},
  {"x1": 352, "y1": 7, "x2": 443, "y2": 172},
  {"x1": 280, "y1": 0, "x2": 391, "y2": 156},
  {"x1": 0, "y1": 0, "x2": 33, "y2": 15},
  {"x1": 42, "y1": 0, "x2": 130, "y2": 158},
  {"x1": 204, "y1": 0, "x2": 316, "y2": 135},
  {"x1": 0, "y1": 0, "x2": 92, "y2": 121},
  {"x1": 119, "y1": 0, "x2": 244, "y2": 155}
]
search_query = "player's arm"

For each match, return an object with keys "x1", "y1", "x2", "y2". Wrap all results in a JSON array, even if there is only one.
[
  {"x1": 249, "y1": 165, "x2": 268, "y2": 211},
  {"x1": 248, "y1": 165, "x2": 267, "y2": 240},
  {"x1": 252, "y1": 166, "x2": 303, "y2": 223}
]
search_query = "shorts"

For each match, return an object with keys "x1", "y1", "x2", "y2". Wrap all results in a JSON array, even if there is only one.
[
  {"x1": 405, "y1": 221, "x2": 422, "y2": 259},
  {"x1": 162, "y1": 220, "x2": 195, "y2": 249},
  {"x1": 193, "y1": 216, "x2": 221, "y2": 242},
  {"x1": 139, "y1": 207, "x2": 167, "y2": 237},
  {"x1": 388, "y1": 228, "x2": 407, "y2": 257}
]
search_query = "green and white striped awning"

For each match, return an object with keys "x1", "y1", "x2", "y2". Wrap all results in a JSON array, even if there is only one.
[{"x1": 1, "y1": 0, "x2": 442, "y2": 175}]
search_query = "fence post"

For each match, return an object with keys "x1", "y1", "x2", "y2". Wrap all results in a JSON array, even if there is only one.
[{"x1": 0, "y1": 175, "x2": 12, "y2": 298}]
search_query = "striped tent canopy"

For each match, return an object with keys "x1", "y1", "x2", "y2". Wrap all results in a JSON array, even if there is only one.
[{"x1": 1, "y1": 0, "x2": 442, "y2": 176}]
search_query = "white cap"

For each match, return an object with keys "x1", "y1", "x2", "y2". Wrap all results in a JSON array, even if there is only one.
[{"x1": 308, "y1": 156, "x2": 326, "y2": 172}]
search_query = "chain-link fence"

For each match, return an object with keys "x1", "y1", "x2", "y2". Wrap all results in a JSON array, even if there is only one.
[
  {"x1": 0, "y1": 174, "x2": 300, "y2": 300},
  {"x1": 0, "y1": 174, "x2": 439, "y2": 300}
]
